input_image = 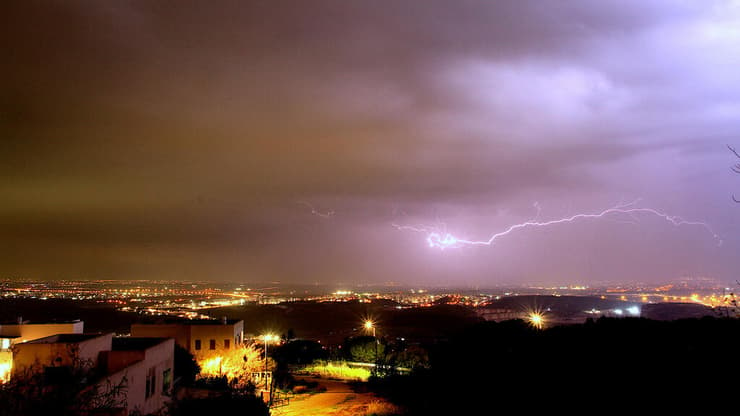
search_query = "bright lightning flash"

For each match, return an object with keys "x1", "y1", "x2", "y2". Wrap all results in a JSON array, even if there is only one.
[{"x1": 393, "y1": 200, "x2": 721, "y2": 250}]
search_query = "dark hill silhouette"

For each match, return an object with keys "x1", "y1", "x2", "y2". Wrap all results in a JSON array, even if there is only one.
[
  {"x1": 641, "y1": 302, "x2": 714, "y2": 320},
  {"x1": 370, "y1": 316, "x2": 740, "y2": 414},
  {"x1": 206, "y1": 301, "x2": 481, "y2": 344},
  {"x1": 480, "y1": 295, "x2": 639, "y2": 315}
]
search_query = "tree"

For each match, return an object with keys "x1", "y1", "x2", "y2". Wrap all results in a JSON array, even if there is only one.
[
  {"x1": 345, "y1": 336, "x2": 385, "y2": 363},
  {"x1": 0, "y1": 355, "x2": 128, "y2": 416},
  {"x1": 198, "y1": 343, "x2": 266, "y2": 388},
  {"x1": 716, "y1": 290, "x2": 738, "y2": 317},
  {"x1": 281, "y1": 328, "x2": 296, "y2": 342},
  {"x1": 273, "y1": 339, "x2": 327, "y2": 365},
  {"x1": 272, "y1": 339, "x2": 328, "y2": 388},
  {"x1": 174, "y1": 343, "x2": 200, "y2": 386},
  {"x1": 386, "y1": 345, "x2": 429, "y2": 370},
  {"x1": 730, "y1": 145, "x2": 740, "y2": 202}
]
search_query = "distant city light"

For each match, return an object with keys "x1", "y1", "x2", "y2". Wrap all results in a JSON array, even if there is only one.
[{"x1": 627, "y1": 306, "x2": 640, "y2": 316}]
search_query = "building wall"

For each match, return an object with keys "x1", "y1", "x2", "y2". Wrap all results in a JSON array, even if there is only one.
[
  {"x1": 11, "y1": 334, "x2": 112, "y2": 377},
  {"x1": 9, "y1": 334, "x2": 173, "y2": 416},
  {"x1": 190, "y1": 324, "x2": 243, "y2": 359},
  {"x1": 0, "y1": 321, "x2": 84, "y2": 343},
  {"x1": 104, "y1": 339, "x2": 175, "y2": 415},
  {"x1": 131, "y1": 324, "x2": 190, "y2": 351},
  {"x1": 76, "y1": 333, "x2": 113, "y2": 365},
  {"x1": 131, "y1": 321, "x2": 244, "y2": 360},
  {"x1": 100, "y1": 350, "x2": 145, "y2": 374},
  {"x1": 12, "y1": 343, "x2": 64, "y2": 376}
]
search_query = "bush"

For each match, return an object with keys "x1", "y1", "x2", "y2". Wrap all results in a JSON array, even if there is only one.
[
  {"x1": 174, "y1": 344, "x2": 200, "y2": 386},
  {"x1": 344, "y1": 336, "x2": 385, "y2": 363},
  {"x1": 300, "y1": 361, "x2": 371, "y2": 381},
  {"x1": 364, "y1": 400, "x2": 402, "y2": 416}
]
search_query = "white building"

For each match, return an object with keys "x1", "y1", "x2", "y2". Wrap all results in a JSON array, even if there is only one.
[
  {"x1": 0, "y1": 319, "x2": 85, "y2": 383},
  {"x1": 12, "y1": 333, "x2": 174, "y2": 415}
]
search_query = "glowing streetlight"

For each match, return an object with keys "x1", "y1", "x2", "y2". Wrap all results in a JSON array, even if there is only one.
[
  {"x1": 364, "y1": 320, "x2": 376, "y2": 337},
  {"x1": 261, "y1": 334, "x2": 277, "y2": 391},
  {"x1": 363, "y1": 320, "x2": 380, "y2": 369},
  {"x1": 528, "y1": 312, "x2": 544, "y2": 329}
]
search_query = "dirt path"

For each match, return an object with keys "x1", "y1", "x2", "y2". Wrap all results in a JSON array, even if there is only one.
[{"x1": 272, "y1": 377, "x2": 382, "y2": 416}]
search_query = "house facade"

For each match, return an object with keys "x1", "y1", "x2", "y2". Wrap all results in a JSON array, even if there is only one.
[
  {"x1": 0, "y1": 319, "x2": 85, "y2": 383},
  {"x1": 131, "y1": 318, "x2": 244, "y2": 360},
  {"x1": 11, "y1": 333, "x2": 174, "y2": 415}
]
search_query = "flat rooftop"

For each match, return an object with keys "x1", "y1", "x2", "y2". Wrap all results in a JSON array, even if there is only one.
[
  {"x1": 135, "y1": 319, "x2": 242, "y2": 326},
  {"x1": 24, "y1": 333, "x2": 106, "y2": 344},
  {"x1": 0, "y1": 319, "x2": 82, "y2": 326},
  {"x1": 112, "y1": 337, "x2": 169, "y2": 350}
]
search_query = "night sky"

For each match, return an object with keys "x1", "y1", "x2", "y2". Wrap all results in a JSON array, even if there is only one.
[{"x1": 2, "y1": 1, "x2": 739, "y2": 285}]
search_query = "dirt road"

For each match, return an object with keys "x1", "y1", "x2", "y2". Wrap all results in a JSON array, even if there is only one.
[{"x1": 271, "y1": 377, "x2": 384, "y2": 416}]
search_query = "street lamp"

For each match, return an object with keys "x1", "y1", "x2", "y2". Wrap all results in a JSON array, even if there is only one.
[
  {"x1": 528, "y1": 312, "x2": 544, "y2": 330},
  {"x1": 364, "y1": 320, "x2": 375, "y2": 337},
  {"x1": 364, "y1": 320, "x2": 379, "y2": 370},
  {"x1": 261, "y1": 334, "x2": 277, "y2": 391}
]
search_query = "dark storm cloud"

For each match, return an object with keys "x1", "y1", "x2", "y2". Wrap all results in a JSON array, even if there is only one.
[{"x1": 1, "y1": 1, "x2": 739, "y2": 283}]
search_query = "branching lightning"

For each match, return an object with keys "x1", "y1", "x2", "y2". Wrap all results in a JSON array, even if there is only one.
[
  {"x1": 392, "y1": 200, "x2": 722, "y2": 250},
  {"x1": 298, "y1": 201, "x2": 335, "y2": 219}
]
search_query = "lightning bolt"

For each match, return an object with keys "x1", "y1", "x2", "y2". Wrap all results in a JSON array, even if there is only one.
[
  {"x1": 392, "y1": 200, "x2": 722, "y2": 250},
  {"x1": 298, "y1": 201, "x2": 335, "y2": 219}
]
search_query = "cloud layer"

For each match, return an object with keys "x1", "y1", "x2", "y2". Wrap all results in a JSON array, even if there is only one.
[{"x1": 2, "y1": 1, "x2": 739, "y2": 284}]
